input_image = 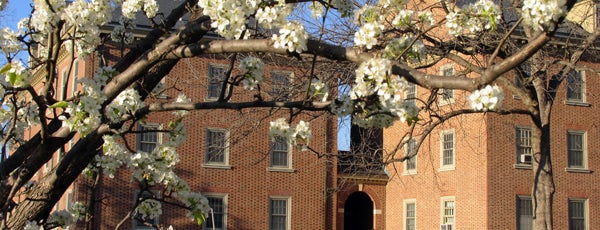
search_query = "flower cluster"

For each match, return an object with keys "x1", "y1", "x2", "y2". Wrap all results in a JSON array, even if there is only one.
[
  {"x1": 272, "y1": 22, "x2": 309, "y2": 53},
  {"x1": 70, "y1": 202, "x2": 88, "y2": 221},
  {"x1": 383, "y1": 35, "x2": 426, "y2": 62},
  {"x1": 198, "y1": 0, "x2": 261, "y2": 39},
  {"x1": 105, "y1": 88, "x2": 145, "y2": 122},
  {"x1": 3, "y1": 61, "x2": 31, "y2": 88},
  {"x1": 0, "y1": 27, "x2": 23, "y2": 56},
  {"x1": 97, "y1": 135, "x2": 129, "y2": 178},
  {"x1": 256, "y1": 3, "x2": 293, "y2": 30},
  {"x1": 62, "y1": 0, "x2": 113, "y2": 55},
  {"x1": 307, "y1": 79, "x2": 329, "y2": 102},
  {"x1": 135, "y1": 198, "x2": 162, "y2": 221},
  {"x1": 340, "y1": 58, "x2": 419, "y2": 128},
  {"x1": 269, "y1": 118, "x2": 312, "y2": 150},
  {"x1": 354, "y1": 6, "x2": 385, "y2": 49},
  {"x1": 446, "y1": 0, "x2": 502, "y2": 36},
  {"x1": 23, "y1": 221, "x2": 42, "y2": 230},
  {"x1": 522, "y1": 0, "x2": 566, "y2": 31},
  {"x1": 178, "y1": 191, "x2": 211, "y2": 224},
  {"x1": 122, "y1": 0, "x2": 159, "y2": 19},
  {"x1": 111, "y1": 17, "x2": 135, "y2": 45},
  {"x1": 239, "y1": 56, "x2": 265, "y2": 90},
  {"x1": 467, "y1": 84, "x2": 505, "y2": 111},
  {"x1": 60, "y1": 67, "x2": 114, "y2": 136}
]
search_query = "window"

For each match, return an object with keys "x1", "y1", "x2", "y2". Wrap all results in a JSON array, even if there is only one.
[
  {"x1": 138, "y1": 124, "x2": 160, "y2": 153},
  {"x1": 270, "y1": 136, "x2": 291, "y2": 169},
  {"x1": 569, "y1": 199, "x2": 587, "y2": 230},
  {"x1": 404, "y1": 138, "x2": 417, "y2": 174},
  {"x1": 567, "y1": 131, "x2": 586, "y2": 169},
  {"x1": 440, "y1": 65, "x2": 454, "y2": 103},
  {"x1": 205, "y1": 129, "x2": 229, "y2": 165},
  {"x1": 134, "y1": 191, "x2": 159, "y2": 229},
  {"x1": 404, "y1": 199, "x2": 416, "y2": 230},
  {"x1": 205, "y1": 194, "x2": 227, "y2": 230},
  {"x1": 269, "y1": 197, "x2": 290, "y2": 230},
  {"x1": 61, "y1": 70, "x2": 68, "y2": 100},
  {"x1": 440, "y1": 130, "x2": 455, "y2": 170},
  {"x1": 66, "y1": 190, "x2": 73, "y2": 211},
  {"x1": 71, "y1": 60, "x2": 78, "y2": 97},
  {"x1": 566, "y1": 70, "x2": 585, "y2": 103},
  {"x1": 406, "y1": 82, "x2": 417, "y2": 106},
  {"x1": 271, "y1": 71, "x2": 292, "y2": 101},
  {"x1": 208, "y1": 64, "x2": 227, "y2": 100},
  {"x1": 516, "y1": 127, "x2": 532, "y2": 164},
  {"x1": 517, "y1": 196, "x2": 532, "y2": 230},
  {"x1": 441, "y1": 197, "x2": 455, "y2": 226}
]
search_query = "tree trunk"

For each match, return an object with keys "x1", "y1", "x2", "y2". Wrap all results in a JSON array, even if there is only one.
[{"x1": 531, "y1": 121, "x2": 555, "y2": 230}]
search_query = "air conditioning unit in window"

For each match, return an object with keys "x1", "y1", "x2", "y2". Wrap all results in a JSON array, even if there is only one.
[
  {"x1": 441, "y1": 224, "x2": 453, "y2": 230},
  {"x1": 520, "y1": 154, "x2": 532, "y2": 163}
]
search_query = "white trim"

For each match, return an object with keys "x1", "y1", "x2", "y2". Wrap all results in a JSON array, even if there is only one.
[
  {"x1": 440, "y1": 196, "x2": 455, "y2": 227},
  {"x1": 439, "y1": 129, "x2": 455, "y2": 171},
  {"x1": 567, "y1": 130, "x2": 587, "y2": 169},
  {"x1": 403, "y1": 199, "x2": 416, "y2": 230},
  {"x1": 270, "y1": 70, "x2": 294, "y2": 102},
  {"x1": 268, "y1": 135, "x2": 293, "y2": 171},
  {"x1": 565, "y1": 70, "x2": 586, "y2": 104},
  {"x1": 137, "y1": 123, "x2": 162, "y2": 153},
  {"x1": 204, "y1": 128, "x2": 231, "y2": 167},
  {"x1": 204, "y1": 193, "x2": 228, "y2": 230},
  {"x1": 568, "y1": 198, "x2": 588, "y2": 230},
  {"x1": 206, "y1": 63, "x2": 229, "y2": 101},
  {"x1": 269, "y1": 196, "x2": 291, "y2": 230},
  {"x1": 403, "y1": 138, "x2": 417, "y2": 175}
]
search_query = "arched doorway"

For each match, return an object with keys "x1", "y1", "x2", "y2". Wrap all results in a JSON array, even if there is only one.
[{"x1": 344, "y1": 192, "x2": 373, "y2": 230}]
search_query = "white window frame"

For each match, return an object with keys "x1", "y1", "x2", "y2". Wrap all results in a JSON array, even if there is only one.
[
  {"x1": 567, "y1": 130, "x2": 587, "y2": 169},
  {"x1": 207, "y1": 64, "x2": 228, "y2": 101},
  {"x1": 439, "y1": 129, "x2": 455, "y2": 171},
  {"x1": 405, "y1": 82, "x2": 417, "y2": 107},
  {"x1": 403, "y1": 138, "x2": 417, "y2": 175},
  {"x1": 516, "y1": 126, "x2": 533, "y2": 165},
  {"x1": 71, "y1": 60, "x2": 79, "y2": 97},
  {"x1": 271, "y1": 70, "x2": 293, "y2": 102},
  {"x1": 565, "y1": 70, "x2": 586, "y2": 104},
  {"x1": 517, "y1": 196, "x2": 533, "y2": 230},
  {"x1": 133, "y1": 190, "x2": 160, "y2": 229},
  {"x1": 439, "y1": 64, "x2": 455, "y2": 105},
  {"x1": 403, "y1": 199, "x2": 416, "y2": 230},
  {"x1": 568, "y1": 198, "x2": 587, "y2": 230},
  {"x1": 203, "y1": 128, "x2": 231, "y2": 169},
  {"x1": 268, "y1": 136, "x2": 293, "y2": 172},
  {"x1": 204, "y1": 193, "x2": 228, "y2": 230},
  {"x1": 137, "y1": 123, "x2": 162, "y2": 153},
  {"x1": 440, "y1": 196, "x2": 455, "y2": 227},
  {"x1": 269, "y1": 196, "x2": 291, "y2": 230}
]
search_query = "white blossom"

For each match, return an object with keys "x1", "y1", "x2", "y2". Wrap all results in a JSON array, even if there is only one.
[
  {"x1": 522, "y1": 0, "x2": 566, "y2": 31},
  {"x1": 135, "y1": 199, "x2": 162, "y2": 221},
  {"x1": 239, "y1": 56, "x2": 265, "y2": 90},
  {"x1": 272, "y1": 22, "x2": 309, "y2": 53},
  {"x1": 47, "y1": 209, "x2": 75, "y2": 227},
  {"x1": 468, "y1": 84, "x2": 505, "y2": 111}
]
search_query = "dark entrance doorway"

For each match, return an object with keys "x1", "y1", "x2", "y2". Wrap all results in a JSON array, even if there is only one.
[{"x1": 344, "y1": 192, "x2": 373, "y2": 230}]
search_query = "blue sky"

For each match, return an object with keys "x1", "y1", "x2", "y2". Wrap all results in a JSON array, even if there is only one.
[{"x1": 0, "y1": 0, "x2": 32, "y2": 65}]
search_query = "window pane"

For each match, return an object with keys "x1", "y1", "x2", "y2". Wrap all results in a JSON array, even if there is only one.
[
  {"x1": 406, "y1": 139, "x2": 416, "y2": 170},
  {"x1": 443, "y1": 133, "x2": 454, "y2": 165},
  {"x1": 208, "y1": 65, "x2": 226, "y2": 99},
  {"x1": 443, "y1": 200, "x2": 455, "y2": 224},
  {"x1": 518, "y1": 197, "x2": 532, "y2": 230},
  {"x1": 207, "y1": 130, "x2": 226, "y2": 163},
  {"x1": 406, "y1": 202, "x2": 416, "y2": 230},
  {"x1": 139, "y1": 125, "x2": 158, "y2": 153},
  {"x1": 271, "y1": 72, "x2": 291, "y2": 101},
  {"x1": 569, "y1": 200, "x2": 586, "y2": 230},
  {"x1": 568, "y1": 133, "x2": 584, "y2": 168},
  {"x1": 271, "y1": 137, "x2": 288, "y2": 167},
  {"x1": 270, "y1": 199, "x2": 287, "y2": 230},
  {"x1": 516, "y1": 127, "x2": 532, "y2": 164},
  {"x1": 566, "y1": 71, "x2": 583, "y2": 102},
  {"x1": 206, "y1": 197, "x2": 225, "y2": 229}
]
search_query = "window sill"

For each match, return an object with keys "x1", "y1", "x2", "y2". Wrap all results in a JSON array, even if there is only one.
[
  {"x1": 268, "y1": 167, "x2": 295, "y2": 173},
  {"x1": 402, "y1": 170, "x2": 417, "y2": 175},
  {"x1": 565, "y1": 168, "x2": 592, "y2": 174},
  {"x1": 202, "y1": 164, "x2": 232, "y2": 170},
  {"x1": 439, "y1": 166, "x2": 455, "y2": 172},
  {"x1": 438, "y1": 99, "x2": 455, "y2": 106},
  {"x1": 564, "y1": 101, "x2": 590, "y2": 107},
  {"x1": 513, "y1": 163, "x2": 532, "y2": 170}
]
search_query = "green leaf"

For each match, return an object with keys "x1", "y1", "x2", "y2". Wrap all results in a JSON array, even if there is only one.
[
  {"x1": 193, "y1": 212, "x2": 206, "y2": 225},
  {"x1": 7, "y1": 72, "x2": 18, "y2": 85},
  {"x1": 50, "y1": 101, "x2": 69, "y2": 109},
  {"x1": 0, "y1": 64, "x2": 11, "y2": 75}
]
